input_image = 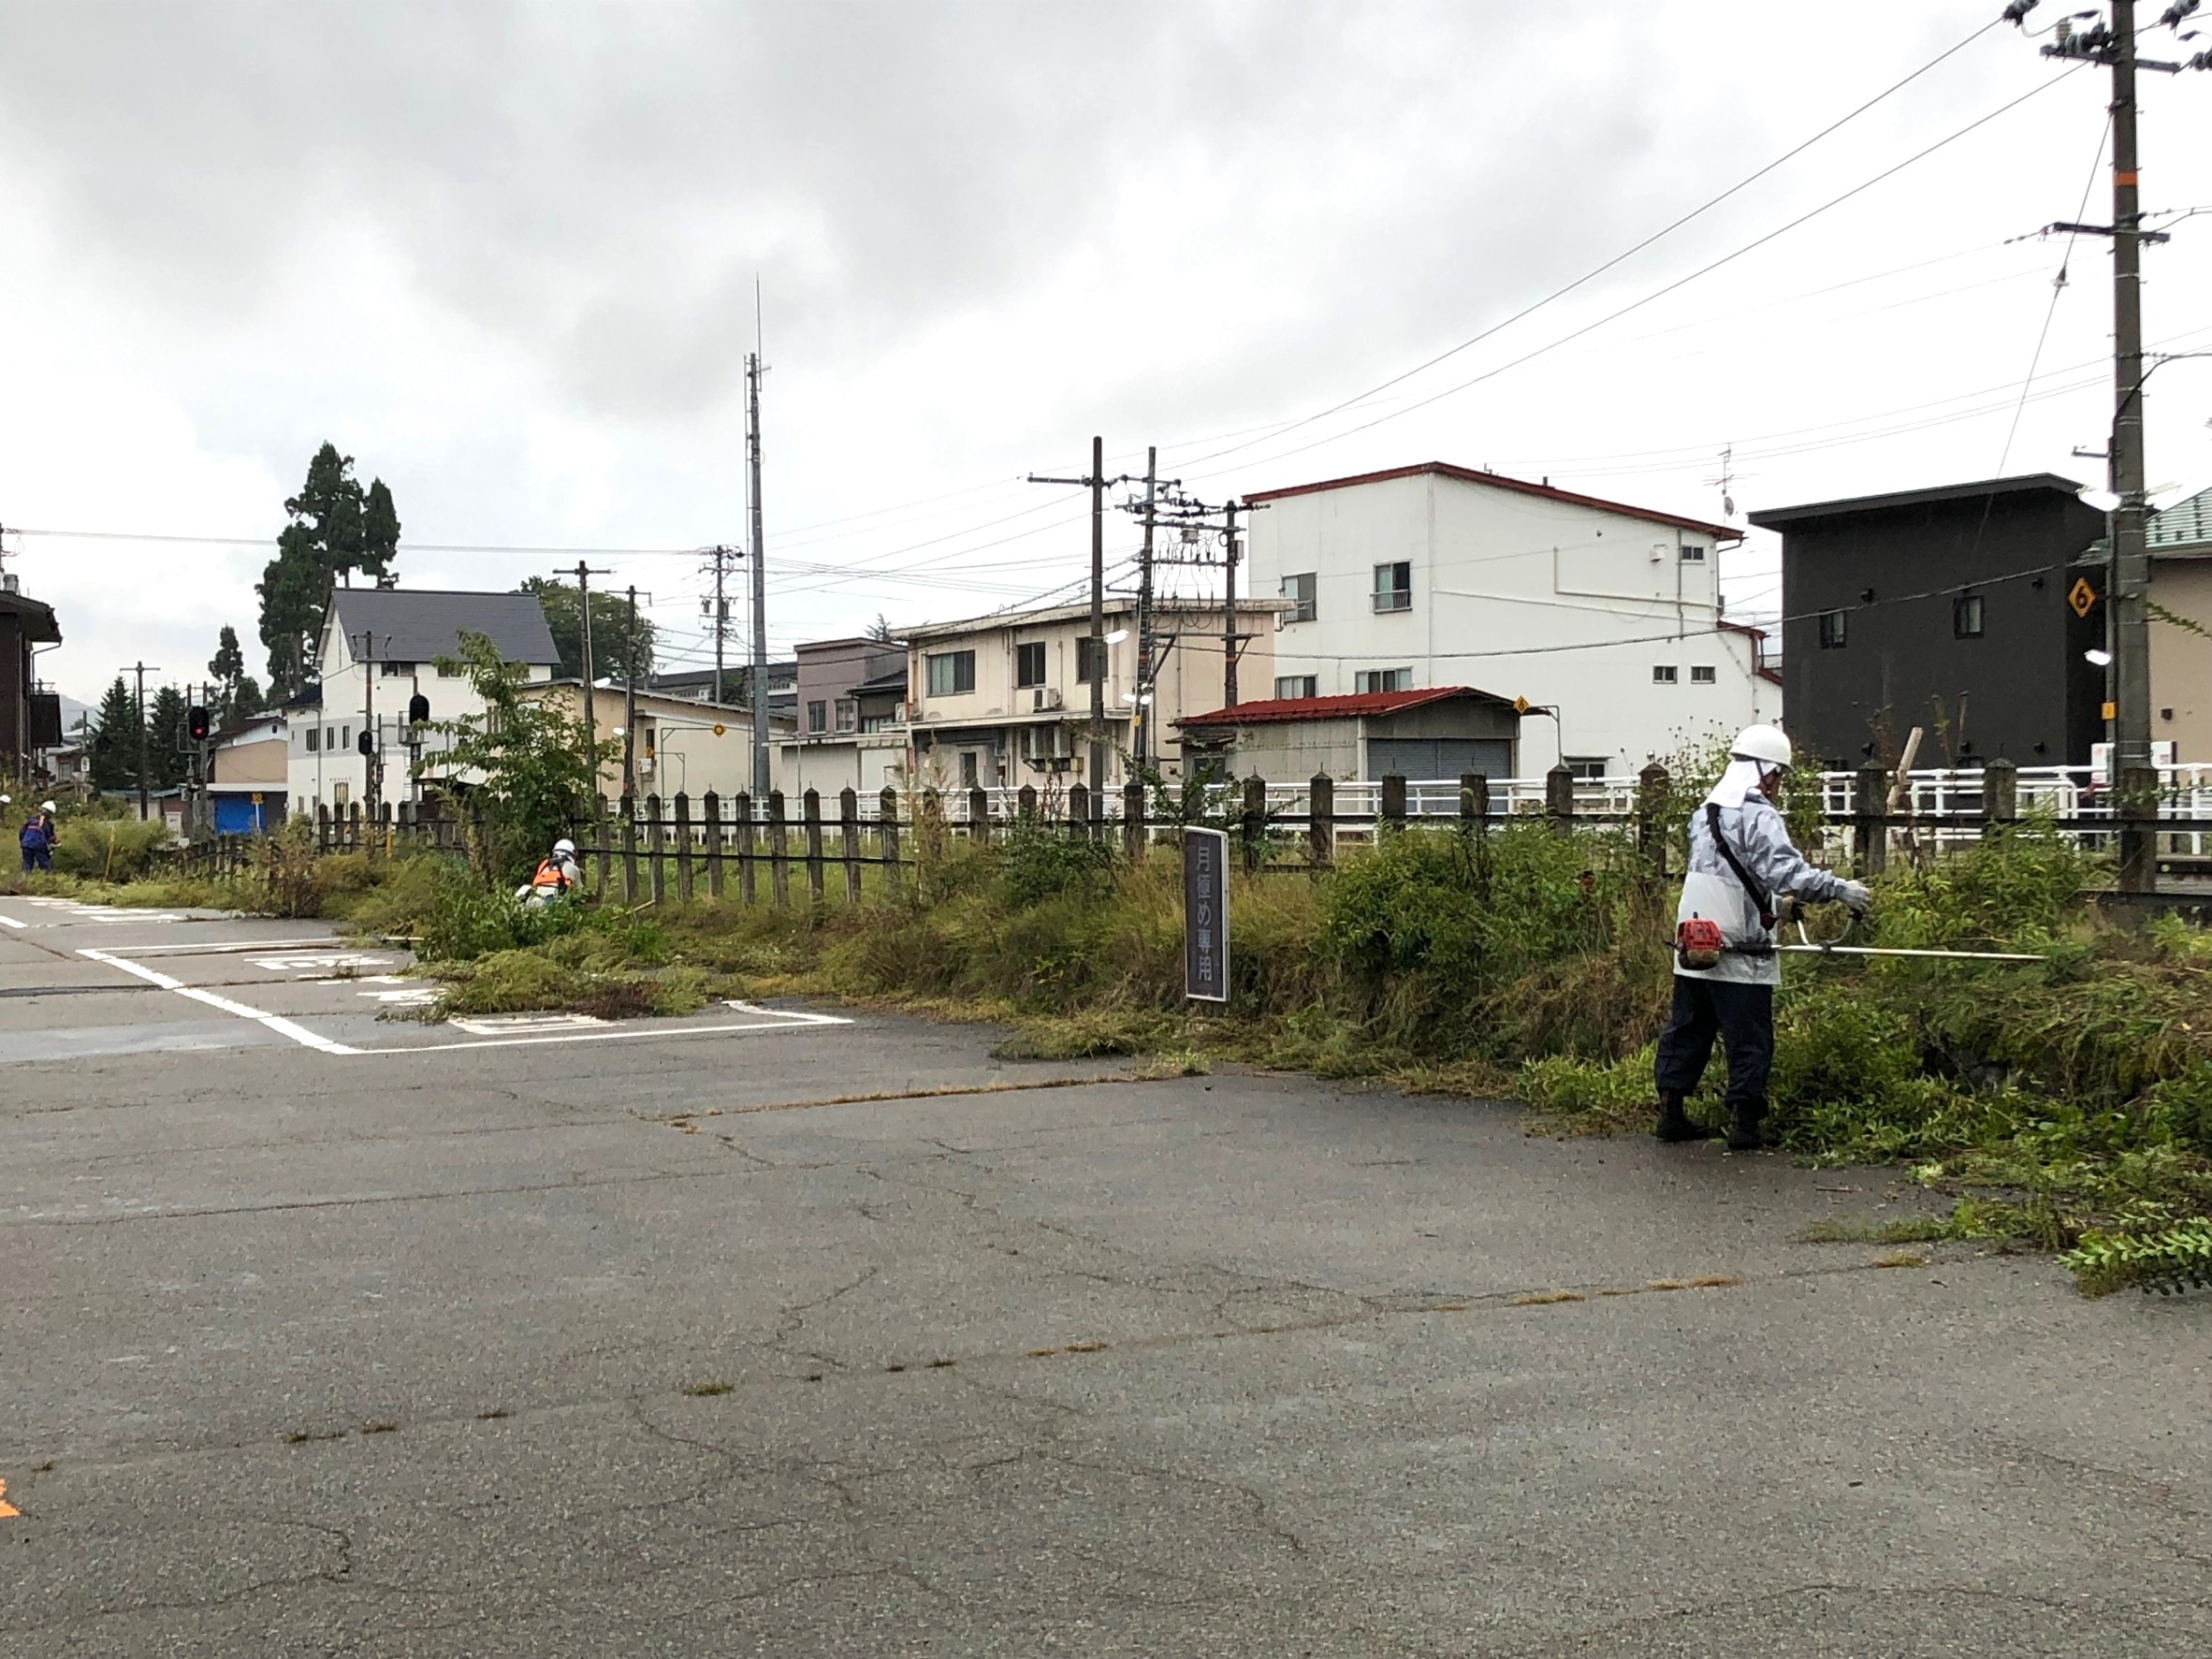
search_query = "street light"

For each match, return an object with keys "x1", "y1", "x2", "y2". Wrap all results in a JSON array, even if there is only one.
[{"x1": 2086, "y1": 648, "x2": 2115, "y2": 667}]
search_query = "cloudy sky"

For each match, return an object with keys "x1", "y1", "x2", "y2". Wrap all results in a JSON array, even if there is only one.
[{"x1": 3, "y1": 0, "x2": 2208, "y2": 707}]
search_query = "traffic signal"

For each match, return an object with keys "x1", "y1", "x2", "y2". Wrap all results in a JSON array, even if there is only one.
[
  {"x1": 407, "y1": 692, "x2": 430, "y2": 726},
  {"x1": 187, "y1": 705, "x2": 211, "y2": 742},
  {"x1": 357, "y1": 729, "x2": 375, "y2": 757}
]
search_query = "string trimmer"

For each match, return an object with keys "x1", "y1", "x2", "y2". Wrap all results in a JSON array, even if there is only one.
[{"x1": 1773, "y1": 908, "x2": 2045, "y2": 963}]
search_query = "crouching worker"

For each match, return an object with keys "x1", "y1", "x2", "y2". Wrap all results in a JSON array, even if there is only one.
[
  {"x1": 517, "y1": 837, "x2": 581, "y2": 908},
  {"x1": 1655, "y1": 724, "x2": 1869, "y2": 1152}
]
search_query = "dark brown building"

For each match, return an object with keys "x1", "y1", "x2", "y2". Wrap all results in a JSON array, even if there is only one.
[{"x1": 1, "y1": 578, "x2": 64, "y2": 784}]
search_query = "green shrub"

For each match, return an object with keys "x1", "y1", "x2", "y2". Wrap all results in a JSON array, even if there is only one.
[
  {"x1": 998, "y1": 820, "x2": 1116, "y2": 909},
  {"x1": 49, "y1": 814, "x2": 171, "y2": 880}
]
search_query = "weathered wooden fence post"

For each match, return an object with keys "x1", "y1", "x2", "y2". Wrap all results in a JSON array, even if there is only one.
[
  {"x1": 646, "y1": 793, "x2": 666, "y2": 905},
  {"x1": 348, "y1": 802, "x2": 364, "y2": 849},
  {"x1": 1241, "y1": 776, "x2": 1267, "y2": 873},
  {"x1": 1545, "y1": 764, "x2": 1575, "y2": 836},
  {"x1": 803, "y1": 788, "x2": 826, "y2": 906},
  {"x1": 840, "y1": 788, "x2": 863, "y2": 903},
  {"x1": 880, "y1": 786, "x2": 903, "y2": 898},
  {"x1": 703, "y1": 790, "x2": 724, "y2": 898},
  {"x1": 619, "y1": 793, "x2": 639, "y2": 903},
  {"x1": 1636, "y1": 762, "x2": 1668, "y2": 879},
  {"x1": 1309, "y1": 773, "x2": 1334, "y2": 868},
  {"x1": 735, "y1": 792, "x2": 757, "y2": 905},
  {"x1": 593, "y1": 795, "x2": 611, "y2": 893},
  {"x1": 968, "y1": 785, "x2": 991, "y2": 846},
  {"x1": 1068, "y1": 781, "x2": 1090, "y2": 837},
  {"x1": 1380, "y1": 774, "x2": 1406, "y2": 833},
  {"x1": 767, "y1": 790, "x2": 790, "y2": 908},
  {"x1": 316, "y1": 801, "x2": 329, "y2": 852},
  {"x1": 1122, "y1": 780, "x2": 1146, "y2": 863},
  {"x1": 674, "y1": 792, "x2": 693, "y2": 903},
  {"x1": 1853, "y1": 763, "x2": 1887, "y2": 877},
  {"x1": 1981, "y1": 757, "x2": 2016, "y2": 841}
]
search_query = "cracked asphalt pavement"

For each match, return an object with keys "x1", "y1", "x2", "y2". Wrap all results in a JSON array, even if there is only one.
[{"x1": 4, "y1": 904, "x2": 2209, "y2": 1654}]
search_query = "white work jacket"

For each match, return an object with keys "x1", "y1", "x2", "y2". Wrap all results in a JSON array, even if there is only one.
[{"x1": 1674, "y1": 789, "x2": 1848, "y2": 986}]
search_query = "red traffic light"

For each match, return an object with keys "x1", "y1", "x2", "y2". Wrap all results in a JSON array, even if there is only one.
[{"x1": 187, "y1": 706, "x2": 211, "y2": 741}]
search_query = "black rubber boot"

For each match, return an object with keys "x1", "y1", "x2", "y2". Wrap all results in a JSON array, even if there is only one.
[
  {"x1": 1654, "y1": 1094, "x2": 1716, "y2": 1143},
  {"x1": 1725, "y1": 1102, "x2": 1768, "y2": 1153}
]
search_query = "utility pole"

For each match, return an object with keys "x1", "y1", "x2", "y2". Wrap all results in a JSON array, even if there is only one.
[
  {"x1": 1027, "y1": 438, "x2": 1132, "y2": 823},
  {"x1": 1135, "y1": 447, "x2": 1157, "y2": 771},
  {"x1": 746, "y1": 354, "x2": 770, "y2": 798},
  {"x1": 357, "y1": 629, "x2": 382, "y2": 827},
  {"x1": 125, "y1": 661, "x2": 158, "y2": 822},
  {"x1": 2029, "y1": 0, "x2": 2207, "y2": 887},
  {"x1": 1222, "y1": 500, "x2": 1244, "y2": 708},
  {"x1": 572, "y1": 560, "x2": 611, "y2": 795},
  {"x1": 622, "y1": 585, "x2": 641, "y2": 799}
]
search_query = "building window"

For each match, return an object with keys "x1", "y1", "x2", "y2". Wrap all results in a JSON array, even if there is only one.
[
  {"x1": 1274, "y1": 675, "x2": 1318, "y2": 700},
  {"x1": 305, "y1": 727, "x2": 320, "y2": 753},
  {"x1": 959, "y1": 751, "x2": 979, "y2": 789},
  {"x1": 1077, "y1": 636, "x2": 1107, "y2": 684},
  {"x1": 1652, "y1": 665, "x2": 1678, "y2": 685},
  {"x1": 808, "y1": 699, "x2": 827, "y2": 734},
  {"x1": 1281, "y1": 572, "x2": 1317, "y2": 624},
  {"x1": 339, "y1": 726, "x2": 351, "y2": 749},
  {"x1": 835, "y1": 698, "x2": 857, "y2": 733},
  {"x1": 380, "y1": 660, "x2": 415, "y2": 677},
  {"x1": 1354, "y1": 668, "x2": 1412, "y2": 693},
  {"x1": 1372, "y1": 561, "x2": 1412, "y2": 614},
  {"x1": 1564, "y1": 756, "x2": 1609, "y2": 780},
  {"x1": 1015, "y1": 641, "x2": 1046, "y2": 687},
  {"x1": 1954, "y1": 594, "x2": 1985, "y2": 638},
  {"x1": 1690, "y1": 664, "x2": 1717, "y2": 685},
  {"x1": 1680, "y1": 545, "x2": 1707, "y2": 563},
  {"x1": 1818, "y1": 611, "x2": 1847, "y2": 649},
  {"x1": 925, "y1": 649, "x2": 976, "y2": 696}
]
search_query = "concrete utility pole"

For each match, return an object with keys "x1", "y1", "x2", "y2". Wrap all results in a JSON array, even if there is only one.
[
  {"x1": 1135, "y1": 447, "x2": 1157, "y2": 771},
  {"x1": 125, "y1": 661, "x2": 158, "y2": 822},
  {"x1": 623, "y1": 585, "x2": 641, "y2": 799},
  {"x1": 704, "y1": 544, "x2": 741, "y2": 708},
  {"x1": 573, "y1": 561, "x2": 606, "y2": 789},
  {"x1": 1221, "y1": 499, "x2": 1244, "y2": 709},
  {"x1": 2030, "y1": 0, "x2": 2208, "y2": 886},
  {"x1": 1026, "y1": 438, "x2": 1132, "y2": 824},
  {"x1": 746, "y1": 352, "x2": 770, "y2": 799},
  {"x1": 357, "y1": 630, "x2": 381, "y2": 826}
]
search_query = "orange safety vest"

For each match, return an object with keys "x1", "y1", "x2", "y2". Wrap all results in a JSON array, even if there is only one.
[{"x1": 530, "y1": 857, "x2": 572, "y2": 892}]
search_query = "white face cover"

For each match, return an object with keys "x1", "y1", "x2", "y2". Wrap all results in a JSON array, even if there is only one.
[{"x1": 1704, "y1": 759, "x2": 1770, "y2": 810}]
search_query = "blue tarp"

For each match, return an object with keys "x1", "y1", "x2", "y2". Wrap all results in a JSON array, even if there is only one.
[{"x1": 212, "y1": 793, "x2": 283, "y2": 835}]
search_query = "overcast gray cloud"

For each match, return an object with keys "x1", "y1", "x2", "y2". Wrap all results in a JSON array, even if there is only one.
[{"x1": 1, "y1": 1, "x2": 2206, "y2": 699}]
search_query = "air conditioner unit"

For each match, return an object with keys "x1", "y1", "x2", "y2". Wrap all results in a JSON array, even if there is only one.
[{"x1": 1032, "y1": 688, "x2": 1063, "y2": 712}]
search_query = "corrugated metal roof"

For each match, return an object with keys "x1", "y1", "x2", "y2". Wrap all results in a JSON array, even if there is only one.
[
  {"x1": 1177, "y1": 685, "x2": 1514, "y2": 727},
  {"x1": 327, "y1": 588, "x2": 559, "y2": 665},
  {"x1": 2149, "y1": 486, "x2": 2212, "y2": 552}
]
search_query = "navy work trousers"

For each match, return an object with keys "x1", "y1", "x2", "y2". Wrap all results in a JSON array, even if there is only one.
[{"x1": 1652, "y1": 976, "x2": 1774, "y2": 1112}]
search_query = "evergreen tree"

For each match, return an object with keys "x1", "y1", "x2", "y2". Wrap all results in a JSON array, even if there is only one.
[
  {"x1": 231, "y1": 675, "x2": 268, "y2": 722},
  {"x1": 866, "y1": 613, "x2": 897, "y2": 644},
  {"x1": 256, "y1": 443, "x2": 402, "y2": 698},
  {"x1": 209, "y1": 625, "x2": 248, "y2": 723},
  {"x1": 89, "y1": 677, "x2": 140, "y2": 793},
  {"x1": 147, "y1": 685, "x2": 190, "y2": 790},
  {"x1": 521, "y1": 576, "x2": 655, "y2": 682}
]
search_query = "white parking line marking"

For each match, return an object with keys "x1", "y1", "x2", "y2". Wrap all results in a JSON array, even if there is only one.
[
  {"x1": 113, "y1": 939, "x2": 342, "y2": 956},
  {"x1": 0, "y1": 912, "x2": 24, "y2": 928},
  {"x1": 247, "y1": 953, "x2": 394, "y2": 975},
  {"x1": 448, "y1": 1011, "x2": 606, "y2": 1036},
  {"x1": 72, "y1": 949, "x2": 851, "y2": 1056},
  {"x1": 80, "y1": 948, "x2": 360, "y2": 1055}
]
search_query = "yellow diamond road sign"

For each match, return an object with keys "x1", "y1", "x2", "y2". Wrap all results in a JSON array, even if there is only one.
[
  {"x1": 1512, "y1": 695, "x2": 1531, "y2": 715},
  {"x1": 2069, "y1": 576, "x2": 2097, "y2": 618}
]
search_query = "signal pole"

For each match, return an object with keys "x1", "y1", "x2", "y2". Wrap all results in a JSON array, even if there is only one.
[
  {"x1": 746, "y1": 353, "x2": 769, "y2": 798},
  {"x1": 2029, "y1": 0, "x2": 2207, "y2": 886}
]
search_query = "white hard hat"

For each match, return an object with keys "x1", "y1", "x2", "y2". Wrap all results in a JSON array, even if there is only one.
[
  {"x1": 553, "y1": 837, "x2": 576, "y2": 854},
  {"x1": 1730, "y1": 724, "x2": 1793, "y2": 770},
  {"x1": 40, "y1": 800, "x2": 56, "y2": 812}
]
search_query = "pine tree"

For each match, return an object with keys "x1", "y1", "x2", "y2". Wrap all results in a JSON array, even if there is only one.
[
  {"x1": 89, "y1": 677, "x2": 139, "y2": 793},
  {"x1": 231, "y1": 675, "x2": 268, "y2": 721},
  {"x1": 147, "y1": 686, "x2": 190, "y2": 790},
  {"x1": 256, "y1": 444, "x2": 402, "y2": 698},
  {"x1": 209, "y1": 625, "x2": 247, "y2": 724}
]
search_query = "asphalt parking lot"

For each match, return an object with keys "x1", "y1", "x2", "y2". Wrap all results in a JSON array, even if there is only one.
[{"x1": 3, "y1": 898, "x2": 2208, "y2": 1655}]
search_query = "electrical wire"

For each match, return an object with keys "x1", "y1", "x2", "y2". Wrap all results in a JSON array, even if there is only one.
[{"x1": 1996, "y1": 110, "x2": 2114, "y2": 473}]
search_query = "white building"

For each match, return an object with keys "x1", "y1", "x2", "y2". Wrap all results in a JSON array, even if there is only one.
[
  {"x1": 1244, "y1": 462, "x2": 1779, "y2": 778},
  {"x1": 287, "y1": 588, "x2": 560, "y2": 814}
]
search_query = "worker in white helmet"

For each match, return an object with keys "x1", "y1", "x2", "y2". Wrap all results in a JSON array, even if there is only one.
[
  {"x1": 517, "y1": 837, "x2": 581, "y2": 907},
  {"x1": 1655, "y1": 724, "x2": 1870, "y2": 1151}
]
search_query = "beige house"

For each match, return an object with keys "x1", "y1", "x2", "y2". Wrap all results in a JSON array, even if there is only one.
[
  {"x1": 522, "y1": 679, "x2": 793, "y2": 803},
  {"x1": 900, "y1": 598, "x2": 1280, "y2": 791},
  {"x1": 2150, "y1": 487, "x2": 2212, "y2": 762},
  {"x1": 209, "y1": 711, "x2": 290, "y2": 832}
]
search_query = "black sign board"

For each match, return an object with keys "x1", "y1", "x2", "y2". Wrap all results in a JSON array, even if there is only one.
[{"x1": 1183, "y1": 827, "x2": 1230, "y2": 1003}]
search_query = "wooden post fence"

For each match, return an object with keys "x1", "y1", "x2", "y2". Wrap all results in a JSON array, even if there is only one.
[
  {"x1": 880, "y1": 786, "x2": 902, "y2": 898},
  {"x1": 1241, "y1": 775, "x2": 1267, "y2": 873},
  {"x1": 1982, "y1": 757, "x2": 2016, "y2": 841},
  {"x1": 1309, "y1": 773, "x2": 1333, "y2": 867},
  {"x1": 1636, "y1": 762, "x2": 1667, "y2": 879},
  {"x1": 647, "y1": 793, "x2": 666, "y2": 905},
  {"x1": 1122, "y1": 780, "x2": 1146, "y2": 863},
  {"x1": 767, "y1": 791, "x2": 790, "y2": 908},
  {"x1": 620, "y1": 793, "x2": 639, "y2": 904},
  {"x1": 1545, "y1": 764, "x2": 1575, "y2": 836},
  {"x1": 804, "y1": 788, "x2": 826, "y2": 906},
  {"x1": 1853, "y1": 764, "x2": 1886, "y2": 877},
  {"x1": 703, "y1": 790, "x2": 724, "y2": 898},
  {"x1": 674, "y1": 793, "x2": 694, "y2": 903},
  {"x1": 1380, "y1": 774, "x2": 1406, "y2": 833}
]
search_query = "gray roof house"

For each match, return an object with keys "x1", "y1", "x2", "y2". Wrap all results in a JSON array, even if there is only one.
[{"x1": 323, "y1": 587, "x2": 560, "y2": 669}]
